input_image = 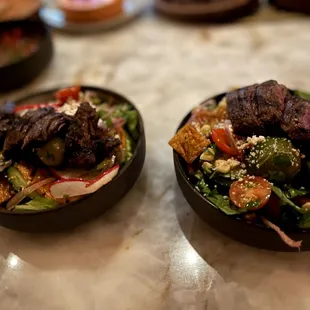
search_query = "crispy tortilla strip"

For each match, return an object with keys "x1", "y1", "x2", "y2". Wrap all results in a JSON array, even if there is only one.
[
  {"x1": 0, "y1": 174, "x2": 13, "y2": 204},
  {"x1": 169, "y1": 124, "x2": 210, "y2": 163},
  {"x1": 32, "y1": 168, "x2": 54, "y2": 199},
  {"x1": 15, "y1": 161, "x2": 35, "y2": 182}
]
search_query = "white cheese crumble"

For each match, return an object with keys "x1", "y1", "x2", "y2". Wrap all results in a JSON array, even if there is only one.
[{"x1": 238, "y1": 135, "x2": 266, "y2": 150}]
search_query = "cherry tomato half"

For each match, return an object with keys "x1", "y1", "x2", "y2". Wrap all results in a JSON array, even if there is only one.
[
  {"x1": 56, "y1": 86, "x2": 81, "y2": 104},
  {"x1": 229, "y1": 176, "x2": 272, "y2": 210},
  {"x1": 211, "y1": 128, "x2": 239, "y2": 156}
]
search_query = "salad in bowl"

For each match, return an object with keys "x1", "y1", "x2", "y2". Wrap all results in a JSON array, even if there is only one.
[
  {"x1": 170, "y1": 80, "x2": 310, "y2": 250},
  {"x1": 0, "y1": 85, "x2": 145, "y2": 232}
]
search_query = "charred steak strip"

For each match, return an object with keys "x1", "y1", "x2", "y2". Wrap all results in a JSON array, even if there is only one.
[
  {"x1": 0, "y1": 112, "x2": 14, "y2": 146},
  {"x1": 22, "y1": 108, "x2": 70, "y2": 149},
  {"x1": 281, "y1": 96, "x2": 310, "y2": 140},
  {"x1": 226, "y1": 80, "x2": 301, "y2": 138},
  {"x1": 3, "y1": 108, "x2": 71, "y2": 158},
  {"x1": 255, "y1": 80, "x2": 290, "y2": 127},
  {"x1": 65, "y1": 102, "x2": 120, "y2": 169},
  {"x1": 227, "y1": 83, "x2": 263, "y2": 136}
]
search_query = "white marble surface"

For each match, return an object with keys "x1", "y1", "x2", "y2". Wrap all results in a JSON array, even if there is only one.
[{"x1": 2, "y1": 6, "x2": 310, "y2": 309}]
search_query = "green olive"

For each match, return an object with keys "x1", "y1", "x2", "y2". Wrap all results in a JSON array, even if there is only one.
[
  {"x1": 38, "y1": 137, "x2": 65, "y2": 167},
  {"x1": 246, "y1": 137, "x2": 301, "y2": 182}
]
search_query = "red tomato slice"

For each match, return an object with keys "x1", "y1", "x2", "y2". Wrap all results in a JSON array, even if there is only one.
[
  {"x1": 56, "y1": 86, "x2": 81, "y2": 104},
  {"x1": 211, "y1": 128, "x2": 239, "y2": 156},
  {"x1": 229, "y1": 176, "x2": 272, "y2": 210}
]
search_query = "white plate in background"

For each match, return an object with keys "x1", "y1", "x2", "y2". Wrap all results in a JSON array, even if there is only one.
[{"x1": 39, "y1": 0, "x2": 149, "y2": 33}]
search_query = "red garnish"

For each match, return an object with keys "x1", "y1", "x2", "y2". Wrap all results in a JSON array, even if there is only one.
[
  {"x1": 211, "y1": 128, "x2": 239, "y2": 156},
  {"x1": 56, "y1": 86, "x2": 81, "y2": 104},
  {"x1": 229, "y1": 176, "x2": 272, "y2": 210}
]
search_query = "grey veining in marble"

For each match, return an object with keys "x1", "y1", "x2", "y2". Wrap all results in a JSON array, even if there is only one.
[{"x1": 1, "y1": 6, "x2": 310, "y2": 310}]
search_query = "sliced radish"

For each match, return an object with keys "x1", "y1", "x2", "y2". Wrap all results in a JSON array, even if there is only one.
[
  {"x1": 49, "y1": 165, "x2": 119, "y2": 199},
  {"x1": 49, "y1": 168, "x2": 88, "y2": 181}
]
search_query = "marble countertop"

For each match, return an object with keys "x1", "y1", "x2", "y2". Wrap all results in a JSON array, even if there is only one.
[{"x1": 1, "y1": 6, "x2": 310, "y2": 310}]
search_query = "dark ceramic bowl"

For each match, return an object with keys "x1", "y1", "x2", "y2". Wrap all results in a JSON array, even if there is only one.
[
  {"x1": 173, "y1": 92, "x2": 310, "y2": 252},
  {"x1": 0, "y1": 20, "x2": 53, "y2": 92},
  {"x1": 155, "y1": 0, "x2": 260, "y2": 22},
  {"x1": 270, "y1": 0, "x2": 310, "y2": 14},
  {"x1": 0, "y1": 86, "x2": 146, "y2": 232}
]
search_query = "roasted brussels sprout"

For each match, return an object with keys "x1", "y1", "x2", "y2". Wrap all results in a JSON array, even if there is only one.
[
  {"x1": 246, "y1": 137, "x2": 301, "y2": 182},
  {"x1": 38, "y1": 137, "x2": 65, "y2": 167}
]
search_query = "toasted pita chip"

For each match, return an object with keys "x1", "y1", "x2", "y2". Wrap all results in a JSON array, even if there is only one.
[{"x1": 169, "y1": 124, "x2": 210, "y2": 163}]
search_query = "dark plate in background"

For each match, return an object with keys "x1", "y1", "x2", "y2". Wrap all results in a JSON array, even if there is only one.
[
  {"x1": 155, "y1": 0, "x2": 260, "y2": 22},
  {"x1": 173, "y1": 92, "x2": 310, "y2": 252},
  {"x1": 0, "y1": 20, "x2": 53, "y2": 92},
  {"x1": 270, "y1": 0, "x2": 310, "y2": 15},
  {"x1": 0, "y1": 86, "x2": 146, "y2": 232}
]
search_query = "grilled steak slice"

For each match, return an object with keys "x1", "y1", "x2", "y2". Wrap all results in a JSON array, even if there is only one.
[
  {"x1": 0, "y1": 112, "x2": 14, "y2": 146},
  {"x1": 227, "y1": 80, "x2": 290, "y2": 136},
  {"x1": 22, "y1": 108, "x2": 70, "y2": 149},
  {"x1": 3, "y1": 108, "x2": 70, "y2": 158},
  {"x1": 281, "y1": 96, "x2": 310, "y2": 140},
  {"x1": 227, "y1": 83, "x2": 264, "y2": 136},
  {"x1": 65, "y1": 102, "x2": 120, "y2": 169},
  {"x1": 255, "y1": 80, "x2": 290, "y2": 127}
]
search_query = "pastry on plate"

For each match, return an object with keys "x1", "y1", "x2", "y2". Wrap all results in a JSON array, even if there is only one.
[
  {"x1": 58, "y1": 0, "x2": 123, "y2": 23},
  {"x1": 0, "y1": 0, "x2": 40, "y2": 22}
]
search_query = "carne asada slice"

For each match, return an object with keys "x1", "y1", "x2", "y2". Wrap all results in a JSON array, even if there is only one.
[
  {"x1": 255, "y1": 80, "x2": 290, "y2": 128},
  {"x1": 65, "y1": 102, "x2": 120, "y2": 169},
  {"x1": 3, "y1": 108, "x2": 71, "y2": 158},
  {"x1": 227, "y1": 83, "x2": 263, "y2": 136},
  {"x1": 0, "y1": 112, "x2": 14, "y2": 147},
  {"x1": 281, "y1": 96, "x2": 310, "y2": 140},
  {"x1": 227, "y1": 80, "x2": 290, "y2": 136}
]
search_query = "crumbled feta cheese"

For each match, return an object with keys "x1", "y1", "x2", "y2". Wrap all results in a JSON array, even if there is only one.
[
  {"x1": 98, "y1": 119, "x2": 105, "y2": 128},
  {"x1": 247, "y1": 135, "x2": 266, "y2": 145},
  {"x1": 238, "y1": 135, "x2": 265, "y2": 150},
  {"x1": 56, "y1": 99, "x2": 96, "y2": 116}
]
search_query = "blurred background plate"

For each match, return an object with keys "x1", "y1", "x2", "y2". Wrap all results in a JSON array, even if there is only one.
[
  {"x1": 155, "y1": 0, "x2": 260, "y2": 22},
  {"x1": 39, "y1": 0, "x2": 149, "y2": 33},
  {"x1": 0, "y1": 0, "x2": 41, "y2": 22}
]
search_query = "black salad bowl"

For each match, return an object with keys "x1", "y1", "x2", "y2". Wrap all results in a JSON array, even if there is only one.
[
  {"x1": 155, "y1": 0, "x2": 260, "y2": 22},
  {"x1": 0, "y1": 20, "x2": 53, "y2": 92},
  {"x1": 0, "y1": 86, "x2": 146, "y2": 232},
  {"x1": 269, "y1": 0, "x2": 310, "y2": 14},
  {"x1": 173, "y1": 92, "x2": 310, "y2": 252}
]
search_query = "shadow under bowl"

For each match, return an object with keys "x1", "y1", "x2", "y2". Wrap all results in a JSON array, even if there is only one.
[
  {"x1": 0, "y1": 86, "x2": 146, "y2": 232},
  {"x1": 173, "y1": 92, "x2": 310, "y2": 252},
  {"x1": 0, "y1": 19, "x2": 53, "y2": 92}
]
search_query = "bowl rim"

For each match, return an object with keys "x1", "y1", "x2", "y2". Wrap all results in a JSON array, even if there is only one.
[
  {"x1": 0, "y1": 85, "x2": 144, "y2": 215},
  {"x1": 0, "y1": 19, "x2": 51, "y2": 71},
  {"x1": 173, "y1": 90, "x2": 310, "y2": 234}
]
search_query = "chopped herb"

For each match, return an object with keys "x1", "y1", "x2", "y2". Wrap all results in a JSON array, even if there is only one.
[
  {"x1": 294, "y1": 90, "x2": 310, "y2": 101},
  {"x1": 284, "y1": 185, "x2": 309, "y2": 199},
  {"x1": 272, "y1": 185, "x2": 304, "y2": 214},
  {"x1": 196, "y1": 178, "x2": 246, "y2": 215},
  {"x1": 245, "y1": 200, "x2": 261, "y2": 209},
  {"x1": 105, "y1": 117, "x2": 113, "y2": 128},
  {"x1": 299, "y1": 212, "x2": 310, "y2": 229}
]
